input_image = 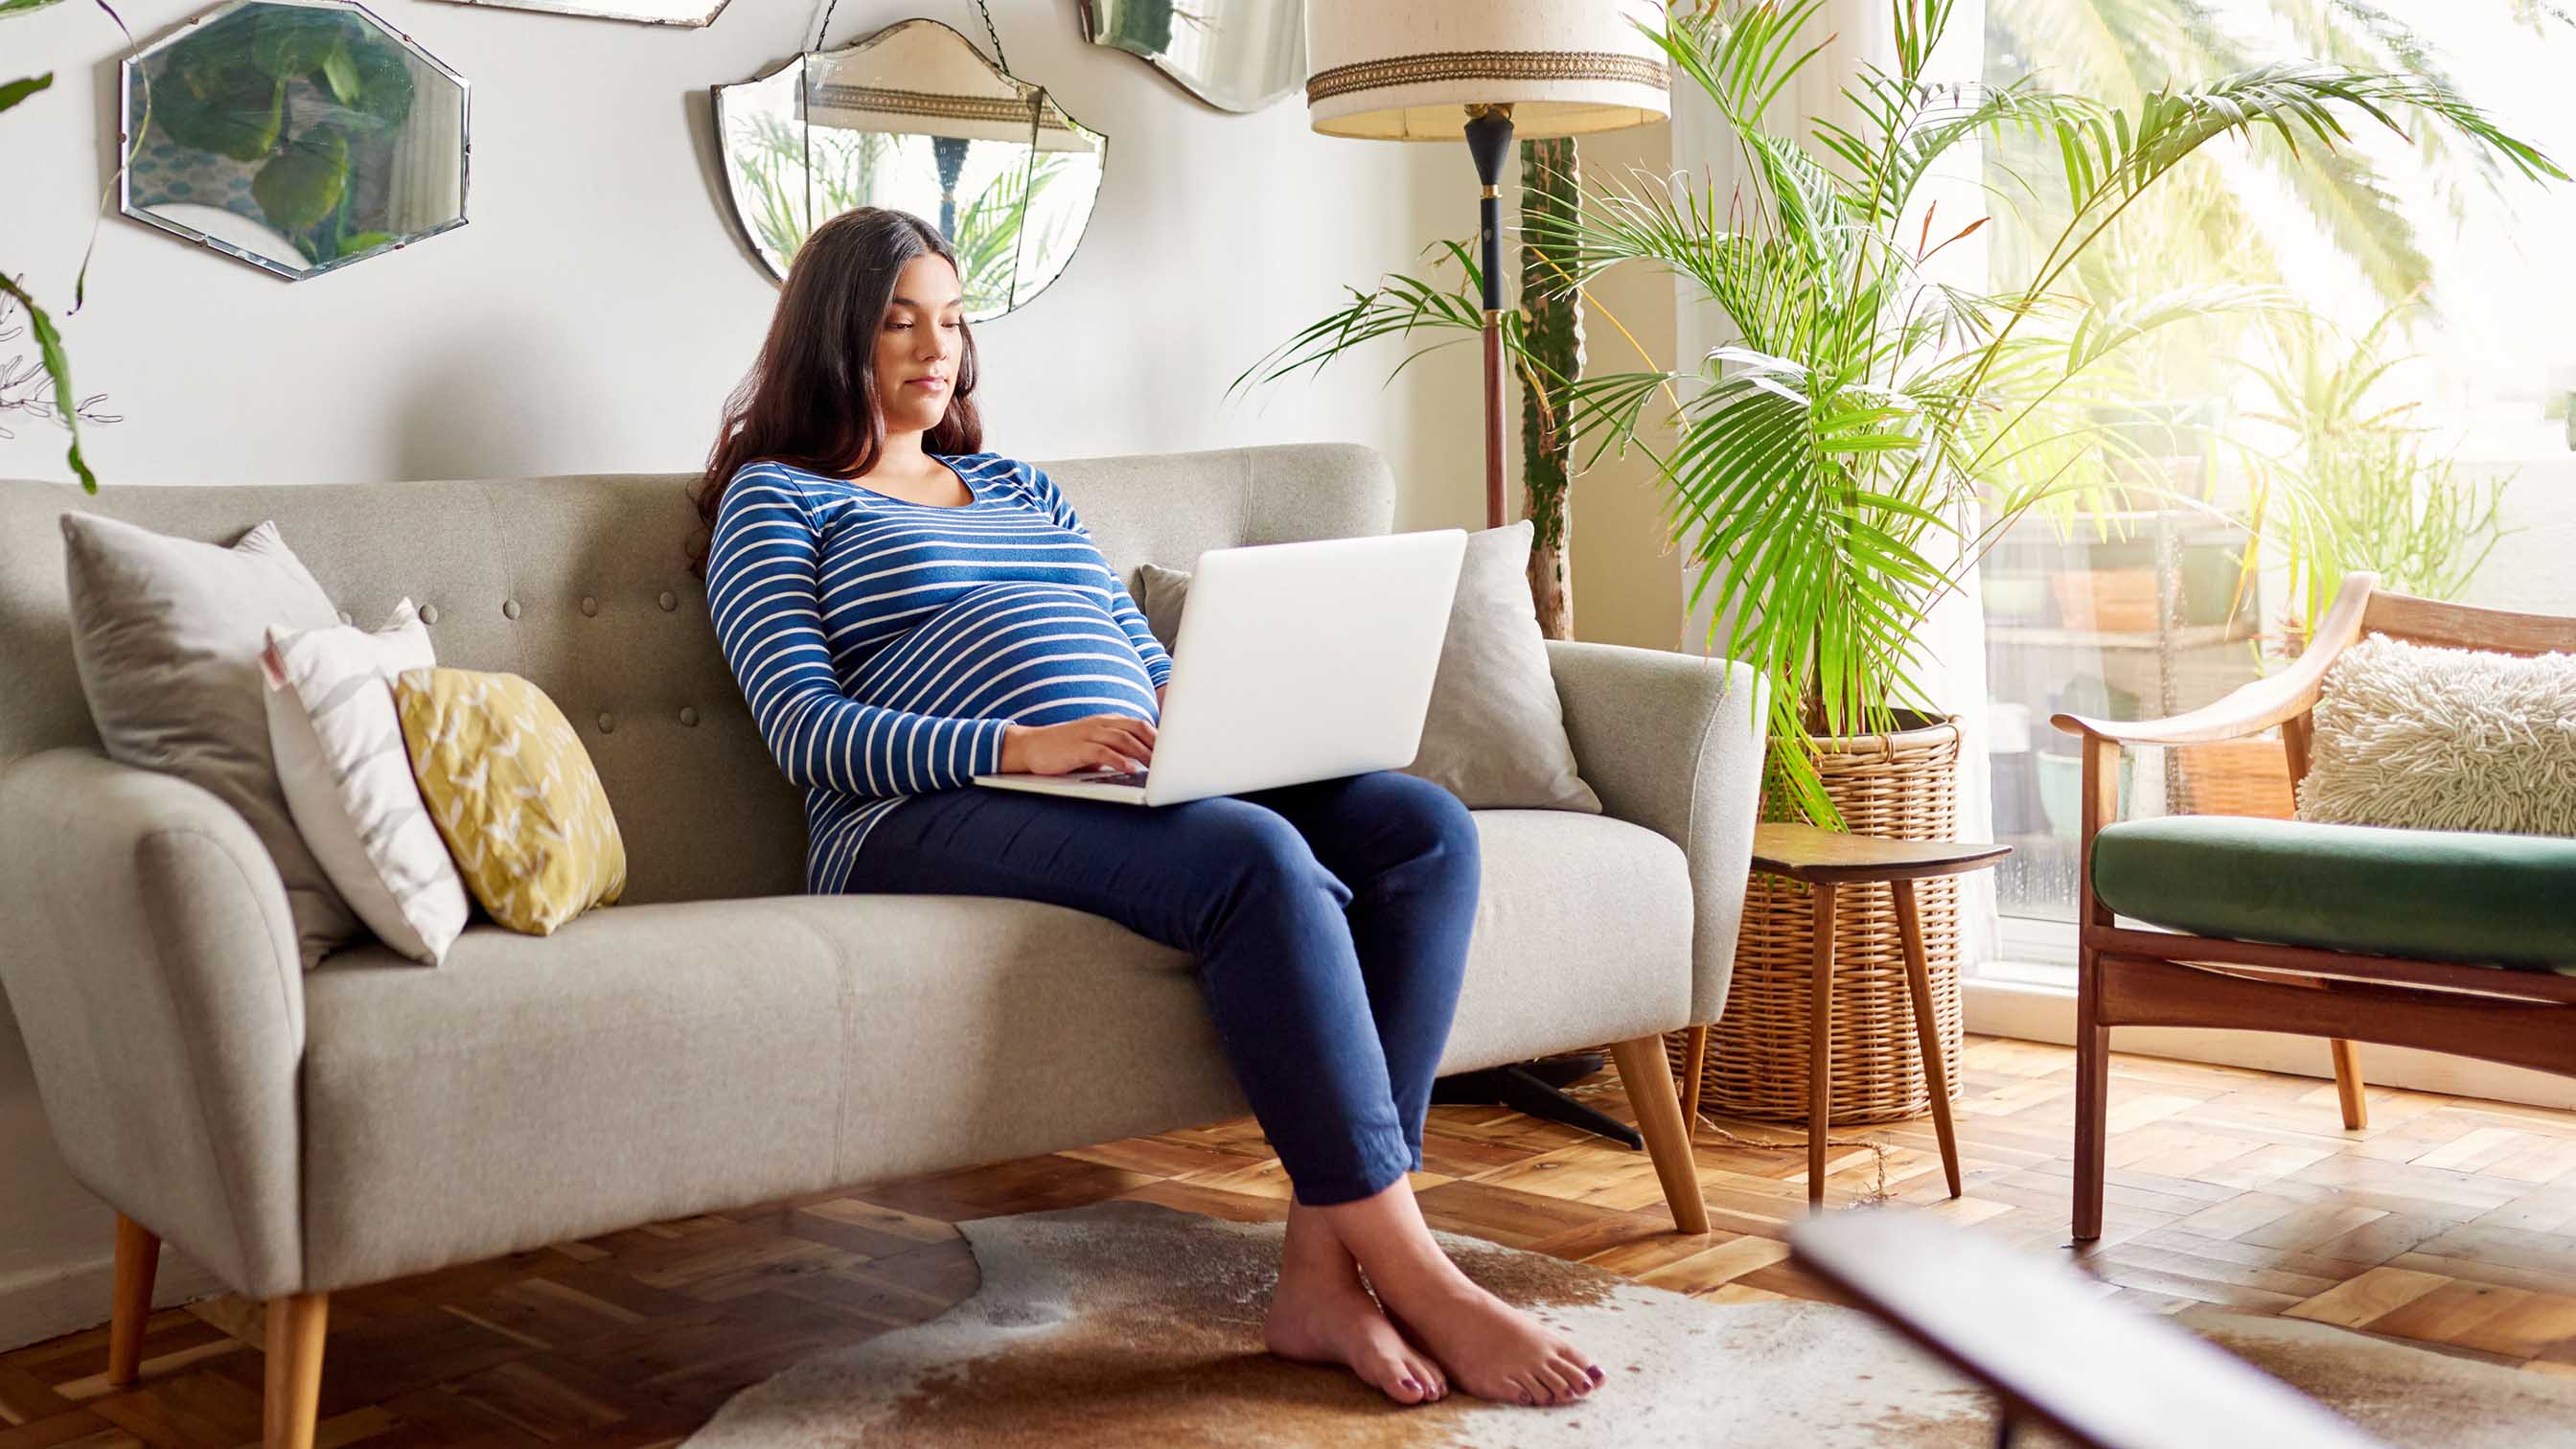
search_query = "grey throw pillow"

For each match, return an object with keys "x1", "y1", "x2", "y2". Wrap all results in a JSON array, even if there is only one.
[
  {"x1": 1135, "y1": 519, "x2": 1601, "y2": 813},
  {"x1": 61, "y1": 512, "x2": 359, "y2": 967}
]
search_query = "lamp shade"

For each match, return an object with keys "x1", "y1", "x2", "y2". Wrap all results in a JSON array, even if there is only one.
[{"x1": 1306, "y1": 0, "x2": 1668, "y2": 141}]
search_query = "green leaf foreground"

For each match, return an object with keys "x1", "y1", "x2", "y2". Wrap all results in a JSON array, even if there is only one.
[
  {"x1": 1232, "y1": 0, "x2": 2563, "y2": 824},
  {"x1": 3, "y1": 73, "x2": 99, "y2": 493}
]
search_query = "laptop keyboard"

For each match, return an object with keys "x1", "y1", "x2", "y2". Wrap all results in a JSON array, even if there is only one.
[{"x1": 1074, "y1": 769, "x2": 1150, "y2": 787}]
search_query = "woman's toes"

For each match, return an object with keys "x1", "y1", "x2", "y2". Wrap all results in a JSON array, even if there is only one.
[
  {"x1": 1554, "y1": 1351, "x2": 1596, "y2": 1394},
  {"x1": 1525, "y1": 1350, "x2": 1566, "y2": 1402}
]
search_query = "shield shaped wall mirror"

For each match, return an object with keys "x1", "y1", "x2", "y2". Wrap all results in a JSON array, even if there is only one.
[
  {"x1": 120, "y1": 0, "x2": 469, "y2": 281},
  {"x1": 713, "y1": 18, "x2": 1105, "y2": 320},
  {"x1": 1076, "y1": 0, "x2": 1302, "y2": 113}
]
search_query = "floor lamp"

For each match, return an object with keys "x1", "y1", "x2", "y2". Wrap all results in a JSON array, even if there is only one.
[
  {"x1": 1305, "y1": 2, "x2": 1673, "y2": 1144},
  {"x1": 1305, "y1": 0, "x2": 1670, "y2": 531}
]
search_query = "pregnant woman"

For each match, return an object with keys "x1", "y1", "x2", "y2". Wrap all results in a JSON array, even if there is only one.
[{"x1": 689, "y1": 207, "x2": 1601, "y2": 1410}]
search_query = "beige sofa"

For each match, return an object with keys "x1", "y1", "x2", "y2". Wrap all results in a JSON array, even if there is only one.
[{"x1": 0, "y1": 442, "x2": 1765, "y2": 1446}]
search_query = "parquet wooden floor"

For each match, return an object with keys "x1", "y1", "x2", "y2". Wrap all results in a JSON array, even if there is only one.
[{"x1": 9, "y1": 1035, "x2": 2576, "y2": 1446}]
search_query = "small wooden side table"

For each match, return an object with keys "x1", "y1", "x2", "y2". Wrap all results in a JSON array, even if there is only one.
[{"x1": 1676, "y1": 822, "x2": 2011, "y2": 1210}]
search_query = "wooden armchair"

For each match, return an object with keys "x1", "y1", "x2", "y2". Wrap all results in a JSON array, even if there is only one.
[{"x1": 2053, "y1": 572, "x2": 2576, "y2": 1241}]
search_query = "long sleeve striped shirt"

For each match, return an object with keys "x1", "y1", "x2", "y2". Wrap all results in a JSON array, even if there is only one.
[{"x1": 705, "y1": 452, "x2": 1172, "y2": 892}]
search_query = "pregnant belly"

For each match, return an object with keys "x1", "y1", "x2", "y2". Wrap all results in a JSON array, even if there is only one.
[{"x1": 852, "y1": 583, "x2": 1157, "y2": 725}]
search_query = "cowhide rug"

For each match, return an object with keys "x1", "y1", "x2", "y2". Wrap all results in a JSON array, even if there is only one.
[{"x1": 681, "y1": 1200, "x2": 2576, "y2": 1447}]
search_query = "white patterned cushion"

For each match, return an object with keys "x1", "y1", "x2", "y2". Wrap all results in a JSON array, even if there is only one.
[
  {"x1": 262, "y1": 601, "x2": 471, "y2": 964},
  {"x1": 2297, "y1": 633, "x2": 2576, "y2": 837}
]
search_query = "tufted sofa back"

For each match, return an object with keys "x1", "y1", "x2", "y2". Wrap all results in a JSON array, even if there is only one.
[{"x1": 0, "y1": 443, "x2": 1395, "y2": 903}]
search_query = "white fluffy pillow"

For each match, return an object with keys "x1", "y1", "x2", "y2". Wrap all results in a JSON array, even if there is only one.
[
  {"x1": 263, "y1": 600, "x2": 471, "y2": 964},
  {"x1": 2297, "y1": 633, "x2": 2576, "y2": 837}
]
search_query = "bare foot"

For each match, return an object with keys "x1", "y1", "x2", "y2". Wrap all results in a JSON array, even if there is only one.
[
  {"x1": 1264, "y1": 1207, "x2": 1447, "y2": 1405},
  {"x1": 1264, "y1": 1274, "x2": 1448, "y2": 1405},
  {"x1": 1373, "y1": 1272, "x2": 1601, "y2": 1408}
]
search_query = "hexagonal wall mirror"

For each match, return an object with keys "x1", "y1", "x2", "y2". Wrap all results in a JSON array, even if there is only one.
[
  {"x1": 121, "y1": 0, "x2": 468, "y2": 281},
  {"x1": 713, "y1": 19, "x2": 1105, "y2": 320}
]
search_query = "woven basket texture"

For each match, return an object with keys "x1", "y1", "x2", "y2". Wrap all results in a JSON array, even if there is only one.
[{"x1": 1668, "y1": 717, "x2": 1965, "y2": 1126}]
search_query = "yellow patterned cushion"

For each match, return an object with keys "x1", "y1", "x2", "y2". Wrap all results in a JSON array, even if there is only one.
[{"x1": 394, "y1": 667, "x2": 626, "y2": 936}]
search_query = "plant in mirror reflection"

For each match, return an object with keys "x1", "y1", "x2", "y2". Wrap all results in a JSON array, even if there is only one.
[
  {"x1": 950, "y1": 151, "x2": 1078, "y2": 314},
  {"x1": 138, "y1": 6, "x2": 416, "y2": 268},
  {"x1": 1233, "y1": 0, "x2": 2564, "y2": 823},
  {"x1": 731, "y1": 118, "x2": 1075, "y2": 316},
  {"x1": 727, "y1": 111, "x2": 891, "y2": 265}
]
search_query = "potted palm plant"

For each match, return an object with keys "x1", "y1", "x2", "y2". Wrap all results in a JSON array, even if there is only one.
[{"x1": 1238, "y1": 0, "x2": 2561, "y2": 1125}]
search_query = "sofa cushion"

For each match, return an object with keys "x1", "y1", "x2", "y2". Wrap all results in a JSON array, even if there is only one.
[
  {"x1": 264, "y1": 599, "x2": 470, "y2": 965},
  {"x1": 59, "y1": 512, "x2": 358, "y2": 965},
  {"x1": 396, "y1": 666, "x2": 628, "y2": 935},
  {"x1": 2092, "y1": 816, "x2": 2576, "y2": 970},
  {"x1": 295, "y1": 807, "x2": 1691, "y2": 1291}
]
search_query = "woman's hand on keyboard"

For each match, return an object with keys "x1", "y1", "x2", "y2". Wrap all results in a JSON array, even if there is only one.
[{"x1": 1000, "y1": 713, "x2": 1156, "y2": 775}]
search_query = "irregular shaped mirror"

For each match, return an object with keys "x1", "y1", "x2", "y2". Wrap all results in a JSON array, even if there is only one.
[
  {"x1": 424, "y1": 0, "x2": 728, "y2": 27},
  {"x1": 1077, "y1": 0, "x2": 1303, "y2": 113},
  {"x1": 714, "y1": 19, "x2": 1104, "y2": 319},
  {"x1": 121, "y1": 0, "x2": 469, "y2": 280}
]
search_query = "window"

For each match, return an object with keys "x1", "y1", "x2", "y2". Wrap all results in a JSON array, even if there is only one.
[{"x1": 1978, "y1": 1, "x2": 2576, "y2": 954}]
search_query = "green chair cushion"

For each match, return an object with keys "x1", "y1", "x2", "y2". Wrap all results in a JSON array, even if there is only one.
[{"x1": 2091, "y1": 816, "x2": 2576, "y2": 972}]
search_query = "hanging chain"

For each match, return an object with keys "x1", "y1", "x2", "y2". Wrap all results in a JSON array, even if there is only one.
[
  {"x1": 807, "y1": 0, "x2": 1008, "y2": 69},
  {"x1": 970, "y1": 0, "x2": 1008, "y2": 72}
]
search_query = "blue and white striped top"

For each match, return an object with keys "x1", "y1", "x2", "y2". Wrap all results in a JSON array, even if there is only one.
[{"x1": 705, "y1": 452, "x2": 1173, "y2": 893}]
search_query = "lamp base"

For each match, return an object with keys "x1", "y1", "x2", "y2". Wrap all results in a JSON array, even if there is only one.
[{"x1": 1431, "y1": 1055, "x2": 1645, "y2": 1150}]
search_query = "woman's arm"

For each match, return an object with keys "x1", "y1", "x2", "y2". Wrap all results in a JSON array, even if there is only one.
[
  {"x1": 1026, "y1": 464, "x2": 1175, "y2": 692},
  {"x1": 707, "y1": 468, "x2": 1013, "y2": 794}
]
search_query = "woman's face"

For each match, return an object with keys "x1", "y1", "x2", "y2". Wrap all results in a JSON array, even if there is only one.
[{"x1": 874, "y1": 253, "x2": 965, "y2": 435}]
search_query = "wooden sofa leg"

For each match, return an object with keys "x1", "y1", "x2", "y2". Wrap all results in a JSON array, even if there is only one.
[
  {"x1": 264, "y1": 1292, "x2": 329, "y2": 1449},
  {"x1": 2331, "y1": 1039, "x2": 2369, "y2": 1131},
  {"x1": 108, "y1": 1213, "x2": 160, "y2": 1386},
  {"x1": 2072, "y1": 955, "x2": 2110, "y2": 1243},
  {"x1": 1609, "y1": 1034, "x2": 1710, "y2": 1234}
]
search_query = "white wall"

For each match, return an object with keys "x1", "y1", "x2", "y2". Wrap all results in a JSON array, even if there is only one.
[
  {"x1": 0, "y1": 0, "x2": 1482, "y2": 1347},
  {"x1": 2464, "y1": 455, "x2": 2576, "y2": 619}
]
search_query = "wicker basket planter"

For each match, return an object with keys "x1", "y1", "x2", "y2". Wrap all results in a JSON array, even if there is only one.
[{"x1": 1667, "y1": 713, "x2": 1966, "y2": 1125}]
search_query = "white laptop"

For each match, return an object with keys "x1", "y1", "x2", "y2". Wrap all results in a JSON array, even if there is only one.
[{"x1": 970, "y1": 528, "x2": 1467, "y2": 806}]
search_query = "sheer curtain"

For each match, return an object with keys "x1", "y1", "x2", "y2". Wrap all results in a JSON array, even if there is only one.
[{"x1": 1668, "y1": 0, "x2": 1999, "y2": 968}]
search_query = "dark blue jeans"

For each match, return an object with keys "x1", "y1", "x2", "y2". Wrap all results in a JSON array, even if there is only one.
[{"x1": 840, "y1": 770, "x2": 1480, "y2": 1206}]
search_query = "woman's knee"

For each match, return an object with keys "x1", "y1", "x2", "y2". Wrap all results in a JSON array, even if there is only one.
[
  {"x1": 1185, "y1": 799, "x2": 1354, "y2": 909},
  {"x1": 1368, "y1": 772, "x2": 1481, "y2": 871}
]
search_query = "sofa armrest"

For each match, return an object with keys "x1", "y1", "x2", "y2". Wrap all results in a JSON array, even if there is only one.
[
  {"x1": 0, "y1": 747, "x2": 306, "y2": 1298},
  {"x1": 1546, "y1": 641, "x2": 1770, "y2": 1025}
]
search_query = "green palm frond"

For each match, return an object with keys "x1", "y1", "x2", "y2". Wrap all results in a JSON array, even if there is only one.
[{"x1": 1236, "y1": 0, "x2": 2564, "y2": 824}]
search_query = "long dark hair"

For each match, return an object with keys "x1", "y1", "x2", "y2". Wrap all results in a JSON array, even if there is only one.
[{"x1": 688, "y1": 207, "x2": 985, "y2": 576}]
